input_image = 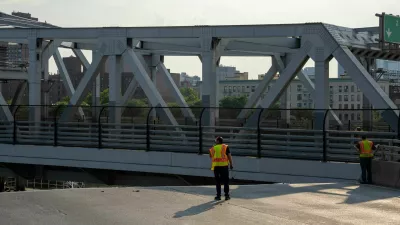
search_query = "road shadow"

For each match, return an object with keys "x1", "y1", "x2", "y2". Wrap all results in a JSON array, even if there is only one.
[
  {"x1": 173, "y1": 200, "x2": 220, "y2": 218},
  {"x1": 146, "y1": 182, "x2": 400, "y2": 205},
  {"x1": 343, "y1": 184, "x2": 400, "y2": 204}
]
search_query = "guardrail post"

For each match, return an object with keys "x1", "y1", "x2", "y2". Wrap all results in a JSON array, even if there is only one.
[
  {"x1": 257, "y1": 108, "x2": 265, "y2": 158},
  {"x1": 322, "y1": 109, "x2": 330, "y2": 162},
  {"x1": 146, "y1": 107, "x2": 154, "y2": 152},
  {"x1": 98, "y1": 106, "x2": 107, "y2": 149},
  {"x1": 198, "y1": 108, "x2": 206, "y2": 155},
  {"x1": 12, "y1": 105, "x2": 21, "y2": 145}
]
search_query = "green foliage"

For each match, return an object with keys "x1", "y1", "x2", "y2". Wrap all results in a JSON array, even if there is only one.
[
  {"x1": 180, "y1": 87, "x2": 199, "y2": 104},
  {"x1": 292, "y1": 109, "x2": 313, "y2": 120},
  {"x1": 100, "y1": 89, "x2": 109, "y2": 105},
  {"x1": 373, "y1": 110, "x2": 382, "y2": 121},
  {"x1": 219, "y1": 95, "x2": 247, "y2": 108},
  {"x1": 126, "y1": 99, "x2": 148, "y2": 117}
]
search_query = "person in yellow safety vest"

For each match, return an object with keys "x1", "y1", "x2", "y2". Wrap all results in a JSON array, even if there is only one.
[
  {"x1": 354, "y1": 135, "x2": 377, "y2": 184},
  {"x1": 209, "y1": 136, "x2": 233, "y2": 201}
]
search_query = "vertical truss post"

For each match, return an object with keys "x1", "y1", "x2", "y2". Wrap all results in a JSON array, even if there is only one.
[
  {"x1": 108, "y1": 55, "x2": 122, "y2": 125},
  {"x1": 313, "y1": 52, "x2": 331, "y2": 130},
  {"x1": 150, "y1": 54, "x2": 158, "y2": 121},
  {"x1": 92, "y1": 50, "x2": 101, "y2": 122},
  {"x1": 280, "y1": 55, "x2": 292, "y2": 127},
  {"x1": 201, "y1": 38, "x2": 220, "y2": 127},
  {"x1": 28, "y1": 38, "x2": 42, "y2": 125}
]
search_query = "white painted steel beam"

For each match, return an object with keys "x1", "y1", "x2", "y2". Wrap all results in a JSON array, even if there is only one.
[
  {"x1": 59, "y1": 52, "x2": 108, "y2": 122},
  {"x1": 225, "y1": 41, "x2": 297, "y2": 54},
  {"x1": 123, "y1": 49, "x2": 179, "y2": 126},
  {"x1": 72, "y1": 49, "x2": 90, "y2": 69},
  {"x1": 28, "y1": 38, "x2": 42, "y2": 124},
  {"x1": 140, "y1": 42, "x2": 202, "y2": 54},
  {"x1": 158, "y1": 62, "x2": 196, "y2": 123},
  {"x1": 108, "y1": 55, "x2": 122, "y2": 124},
  {"x1": 53, "y1": 49, "x2": 85, "y2": 118},
  {"x1": 244, "y1": 45, "x2": 310, "y2": 128},
  {"x1": 237, "y1": 58, "x2": 278, "y2": 120},
  {"x1": 333, "y1": 46, "x2": 399, "y2": 132},
  {"x1": 0, "y1": 24, "x2": 307, "y2": 39}
]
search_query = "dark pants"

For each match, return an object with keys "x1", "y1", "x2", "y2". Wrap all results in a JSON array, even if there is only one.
[
  {"x1": 214, "y1": 166, "x2": 229, "y2": 197},
  {"x1": 360, "y1": 157, "x2": 372, "y2": 183}
]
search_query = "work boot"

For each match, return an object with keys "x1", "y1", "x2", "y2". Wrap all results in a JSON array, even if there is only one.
[
  {"x1": 214, "y1": 196, "x2": 221, "y2": 201},
  {"x1": 225, "y1": 195, "x2": 231, "y2": 200}
]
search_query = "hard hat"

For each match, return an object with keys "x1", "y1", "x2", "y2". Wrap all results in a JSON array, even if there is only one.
[{"x1": 215, "y1": 136, "x2": 223, "y2": 143}]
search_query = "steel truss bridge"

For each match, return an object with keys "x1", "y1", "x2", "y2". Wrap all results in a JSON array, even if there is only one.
[{"x1": 0, "y1": 12, "x2": 397, "y2": 185}]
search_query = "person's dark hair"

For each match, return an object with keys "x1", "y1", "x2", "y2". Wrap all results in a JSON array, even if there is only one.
[
  {"x1": 361, "y1": 135, "x2": 367, "y2": 140},
  {"x1": 215, "y1": 136, "x2": 223, "y2": 144}
]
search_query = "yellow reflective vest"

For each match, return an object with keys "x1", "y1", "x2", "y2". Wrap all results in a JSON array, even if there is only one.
[
  {"x1": 359, "y1": 140, "x2": 374, "y2": 158},
  {"x1": 209, "y1": 144, "x2": 229, "y2": 170}
]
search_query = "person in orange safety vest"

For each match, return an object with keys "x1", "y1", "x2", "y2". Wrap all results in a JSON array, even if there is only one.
[
  {"x1": 209, "y1": 136, "x2": 233, "y2": 201},
  {"x1": 354, "y1": 135, "x2": 377, "y2": 184}
]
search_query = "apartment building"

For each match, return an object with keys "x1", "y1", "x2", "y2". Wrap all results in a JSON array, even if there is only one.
[{"x1": 218, "y1": 76, "x2": 391, "y2": 121}]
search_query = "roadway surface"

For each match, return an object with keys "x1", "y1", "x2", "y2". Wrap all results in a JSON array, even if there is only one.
[{"x1": 0, "y1": 183, "x2": 399, "y2": 225}]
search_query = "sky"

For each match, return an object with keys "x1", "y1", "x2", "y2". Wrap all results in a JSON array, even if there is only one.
[{"x1": 0, "y1": 0, "x2": 398, "y2": 79}]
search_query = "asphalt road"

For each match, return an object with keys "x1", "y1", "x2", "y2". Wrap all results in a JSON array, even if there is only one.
[{"x1": 0, "y1": 182, "x2": 399, "y2": 225}]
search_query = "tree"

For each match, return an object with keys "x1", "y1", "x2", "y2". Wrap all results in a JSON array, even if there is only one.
[
  {"x1": 219, "y1": 95, "x2": 247, "y2": 108},
  {"x1": 180, "y1": 87, "x2": 199, "y2": 103},
  {"x1": 125, "y1": 99, "x2": 148, "y2": 117}
]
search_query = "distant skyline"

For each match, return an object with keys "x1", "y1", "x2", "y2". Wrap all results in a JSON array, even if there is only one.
[{"x1": 1, "y1": 0, "x2": 398, "y2": 79}]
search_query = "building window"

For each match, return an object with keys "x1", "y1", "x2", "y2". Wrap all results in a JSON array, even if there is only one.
[
  {"x1": 251, "y1": 86, "x2": 255, "y2": 92},
  {"x1": 297, "y1": 94, "x2": 302, "y2": 101},
  {"x1": 344, "y1": 95, "x2": 348, "y2": 102},
  {"x1": 297, "y1": 85, "x2": 302, "y2": 92},
  {"x1": 351, "y1": 104, "x2": 354, "y2": 109},
  {"x1": 339, "y1": 95, "x2": 342, "y2": 101},
  {"x1": 297, "y1": 103, "x2": 302, "y2": 108},
  {"x1": 357, "y1": 87, "x2": 361, "y2": 92},
  {"x1": 344, "y1": 114, "x2": 349, "y2": 121},
  {"x1": 357, "y1": 95, "x2": 360, "y2": 101},
  {"x1": 357, "y1": 113, "x2": 361, "y2": 121},
  {"x1": 339, "y1": 86, "x2": 342, "y2": 92},
  {"x1": 330, "y1": 104, "x2": 333, "y2": 108},
  {"x1": 330, "y1": 86, "x2": 333, "y2": 93},
  {"x1": 344, "y1": 104, "x2": 348, "y2": 109},
  {"x1": 357, "y1": 104, "x2": 361, "y2": 109},
  {"x1": 242, "y1": 86, "x2": 245, "y2": 92},
  {"x1": 229, "y1": 86, "x2": 232, "y2": 92},
  {"x1": 351, "y1": 85, "x2": 355, "y2": 92},
  {"x1": 351, "y1": 113, "x2": 355, "y2": 121},
  {"x1": 224, "y1": 86, "x2": 227, "y2": 93},
  {"x1": 344, "y1": 86, "x2": 349, "y2": 93},
  {"x1": 351, "y1": 95, "x2": 354, "y2": 101},
  {"x1": 339, "y1": 104, "x2": 342, "y2": 109}
]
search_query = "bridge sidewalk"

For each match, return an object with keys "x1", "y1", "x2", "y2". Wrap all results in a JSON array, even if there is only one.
[{"x1": 0, "y1": 182, "x2": 399, "y2": 224}]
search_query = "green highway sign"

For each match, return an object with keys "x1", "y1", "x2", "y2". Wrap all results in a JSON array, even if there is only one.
[{"x1": 383, "y1": 14, "x2": 400, "y2": 44}]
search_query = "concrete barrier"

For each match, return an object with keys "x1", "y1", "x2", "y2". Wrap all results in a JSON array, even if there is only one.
[{"x1": 372, "y1": 160, "x2": 400, "y2": 188}]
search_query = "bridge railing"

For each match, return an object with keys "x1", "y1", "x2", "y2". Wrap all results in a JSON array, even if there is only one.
[{"x1": 1, "y1": 105, "x2": 399, "y2": 163}]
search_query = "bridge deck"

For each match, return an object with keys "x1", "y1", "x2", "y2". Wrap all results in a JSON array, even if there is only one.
[{"x1": 0, "y1": 183, "x2": 399, "y2": 224}]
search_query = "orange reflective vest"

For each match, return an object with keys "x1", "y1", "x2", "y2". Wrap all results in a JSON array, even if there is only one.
[
  {"x1": 209, "y1": 144, "x2": 229, "y2": 170},
  {"x1": 359, "y1": 140, "x2": 374, "y2": 158}
]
